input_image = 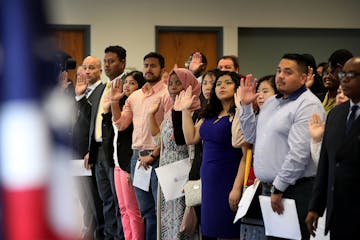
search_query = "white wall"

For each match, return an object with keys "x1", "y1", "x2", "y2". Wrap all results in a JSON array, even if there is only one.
[{"x1": 47, "y1": 0, "x2": 360, "y2": 72}]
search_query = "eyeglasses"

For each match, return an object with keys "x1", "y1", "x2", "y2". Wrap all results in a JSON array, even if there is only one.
[{"x1": 337, "y1": 72, "x2": 360, "y2": 79}]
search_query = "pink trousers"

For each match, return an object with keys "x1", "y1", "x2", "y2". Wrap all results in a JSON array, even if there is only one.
[{"x1": 114, "y1": 166, "x2": 144, "y2": 240}]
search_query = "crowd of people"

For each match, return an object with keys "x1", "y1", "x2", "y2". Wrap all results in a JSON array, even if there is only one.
[{"x1": 59, "y1": 46, "x2": 360, "y2": 240}]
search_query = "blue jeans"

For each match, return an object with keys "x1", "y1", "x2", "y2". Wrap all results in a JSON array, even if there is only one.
[
  {"x1": 94, "y1": 145, "x2": 124, "y2": 240},
  {"x1": 130, "y1": 150, "x2": 159, "y2": 240}
]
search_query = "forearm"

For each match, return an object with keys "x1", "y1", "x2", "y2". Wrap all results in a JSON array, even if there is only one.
[
  {"x1": 111, "y1": 102, "x2": 121, "y2": 121},
  {"x1": 232, "y1": 146, "x2": 247, "y2": 191},
  {"x1": 149, "y1": 112, "x2": 160, "y2": 136},
  {"x1": 182, "y1": 109, "x2": 200, "y2": 144},
  {"x1": 239, "y1": 104, "x2": 257, "y2": 144}
]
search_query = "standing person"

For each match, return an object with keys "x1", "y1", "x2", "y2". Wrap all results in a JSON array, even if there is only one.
[
  {"x1": 217, "y1": 55, "x2": 245, "y2": 80},
  {"x1": 172, "y1": 69, "x2": 220, "y2": 240},
  {"x1": 81, "y1": 55, "x2": 124, "y2": 240},
  {"x1": 217, "y1": 55, "x2": 239, "y2": 73},
  {"x1": 186, "y1": 52, "x2": 208, "y2": 82},
  {"x1": 104, "y1": 45, "x2": 127, "y2": 82},
  {"x1": 73, "y1": 66, "x2": 105, "y2": 239},
  {"x1": 102, "y1": 71, "x2": 146, "y2": 240},
  {"x1": 148, "y1": 68, "x2": 201, "y2": 240},
  {"x1": 255, "y1": 75, "x2": 277, "y2": 110},
  {"x1": 318, "y1": 49, "x2": 353, "y2": 115},
  {"x1": 239, "y1": 53, "x2": 325, "y2": 240},
  {"x1": 113, "y1": 52, "x2": 172, "y2": 240},
  {"x1": 178, "y1": 71, "x2": 246, "y2": 239},
  {"x1": 306, "y1": 57, "x2": 360, "y2": 240}
]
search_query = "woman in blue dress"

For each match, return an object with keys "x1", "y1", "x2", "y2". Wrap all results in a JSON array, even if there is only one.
[{"x1": 175, "y1": 71, "x2": 247, "y2": 239}]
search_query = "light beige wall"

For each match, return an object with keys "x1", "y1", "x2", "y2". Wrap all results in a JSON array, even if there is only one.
[{"x1": 46, "y1": 0, "x2": 360, "y2": 73}]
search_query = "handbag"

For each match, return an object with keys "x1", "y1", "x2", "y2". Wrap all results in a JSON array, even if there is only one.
[
  {"x1": 180, "y1": 206, "x2": 198, "y2": 237},
  {"x1": 183, "y1": 179, "x2": 201, "y2": 207}
]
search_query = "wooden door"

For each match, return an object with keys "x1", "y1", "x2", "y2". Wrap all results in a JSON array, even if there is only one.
[
  {"x1": 156, "y1": 27, "x2": 222, "y2": 73},
  {"x1": 49, "y1": 25, "x2": 90, "y2": 82}
]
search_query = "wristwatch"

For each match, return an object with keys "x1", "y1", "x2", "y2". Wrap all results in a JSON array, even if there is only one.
[{"x1": 270, "y1": 185, "x2": 283, "y2": 194}]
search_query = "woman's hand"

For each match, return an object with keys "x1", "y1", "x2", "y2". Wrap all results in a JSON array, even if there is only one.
[
  {"x1": 174, "y1": 86, "x2": 195, "y2": 111},
  {"x1": 228, "y1": 187, "x2": 242, "y2": 211}
]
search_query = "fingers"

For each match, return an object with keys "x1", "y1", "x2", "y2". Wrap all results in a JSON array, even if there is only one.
[
  {"x1": 229, "y1": 199, "x2": 239, "y2": 211},
  {"x1": 271, "y1": 194, "x2": 284, "y2": 214}
]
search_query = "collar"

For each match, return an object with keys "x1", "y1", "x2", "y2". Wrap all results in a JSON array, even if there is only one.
[
  {"x1": 87, "y1": 80, "x2": 102, "y2": 91},
  {"x1": 350, "y1": 100, "x2": 360, "y2": 109},
  {"x1": 141, "y1": 80, "x2": 165, "y2": 95},
  {"x1": 275, "y1": 85, "x2": 307, "y2": 101}
]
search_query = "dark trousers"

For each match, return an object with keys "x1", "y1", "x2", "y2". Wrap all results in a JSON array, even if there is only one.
[
  {"x1": 78, "y1": 174, "x2": 104, "y2": 240},
  {"x1": 94, "y1": 145, "x2": 124, "y2": 240},
  {"x1": 262, "y1": 178, "x2": 314, "y2": 240}
]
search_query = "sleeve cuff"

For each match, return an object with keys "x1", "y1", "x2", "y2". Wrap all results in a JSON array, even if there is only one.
[
  {"x1": 75, "y1": 94, "x2": 85, "y2": 101},
  {"x1": 272, "y1": 177, "x2": 290, "y2": 193}
]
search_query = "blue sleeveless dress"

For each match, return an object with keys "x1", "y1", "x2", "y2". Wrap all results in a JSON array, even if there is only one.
[{"x1": 200, "y1": 116, "x2": 242, "y2": 238}]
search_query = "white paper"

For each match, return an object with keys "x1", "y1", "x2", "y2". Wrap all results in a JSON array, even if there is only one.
[
  {"x1": 259, "y1": 196, "x2": 301, "y2": 240},
  {"x1": 133, "y1": 161, "x2": 152, "y2": 192},
  {"x1": 233, "y1": 180, "x2": 260, "y2": 223},
  {"x1": 70, "y1": 159, "x2": 92, "y2": 176},
  {"x1": 155, "y1": 158, "x2": 191, "y2": 202}
]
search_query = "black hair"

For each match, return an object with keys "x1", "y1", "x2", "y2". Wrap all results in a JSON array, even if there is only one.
[
  {"x1": 328, "y1": 49, "x2": 353, "y2": 68},
  {"x1": 302, "y1": 54, "x2": 326, "y2": 94},
  {"x1": 200, "y1": 71, "x2": 240, "y2": 119},
  {"x1": 104, "y1": 45, "x2": 126, "y2": 61},
  {"x1": 125, "y1": 70, "x2": 146, "y2": 88},
  {"x1": 281, "y1": 53, "x2": 308, "y2": 74},
  {"x1": 256, "y1": 74, "x2": 278, "y2": 94},
  {"x1": 143, "y1": 52, "x2": 165, "y2": 69},
  {"x1": 199, "y1": 69, "x2": 221, "y2": 106}
]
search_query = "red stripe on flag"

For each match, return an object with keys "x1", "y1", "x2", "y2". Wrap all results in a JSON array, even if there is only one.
[{"x1": 3, "y1": 188, "x2": 51, "y2": 240}]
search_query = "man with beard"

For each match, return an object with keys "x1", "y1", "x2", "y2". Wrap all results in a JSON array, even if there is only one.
[
  {"x1": 318, "y1": 49, "x2": 353, "y2": 115},
  {"x1": 239, "y1": 54, "x2": 325, "y2": 239},
  {"x1": 306, "y1": 56, "x2": 360, "y2": 240},
  {"x1": 112, "y1": 52, "x2": 172, "y2": 240}
]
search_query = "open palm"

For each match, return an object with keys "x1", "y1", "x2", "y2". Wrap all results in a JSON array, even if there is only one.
[
  {"x1": 239, "y1": 74, "x2": 259, "y2": 105},
  {"x1": 174, "y1": 86, "x2": 195, "y2": 111}
]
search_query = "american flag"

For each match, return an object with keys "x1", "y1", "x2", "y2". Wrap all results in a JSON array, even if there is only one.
[{"x1": 0, "y1": 0, "x2": 80, "y2": 239}]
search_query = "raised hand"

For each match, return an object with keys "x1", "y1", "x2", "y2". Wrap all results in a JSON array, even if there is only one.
[
  {"x1": 305, "y1": 66, "x2": 315, "y2": 89},
  {"x1": 239, "y1": 74, "x2": 259, "y2": 105},
  {"x1": 188, "y1": 52, "x2": 203, "y2": 73},
  {"x1": 308, "y1": 113, "x2": 325, "y2": 143},
  {"x1": 75, "y1": 72, "x2": 87, "y2": 96},
  {"x1": 58, "y1": 71, "x2": 71, "y2": 91},
  {"x1": 173, "y1": 86, "x2": 195, "y2": 111},
  {"x1": 110, "y1": 78, "x2": 125, "y2": 102}
]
